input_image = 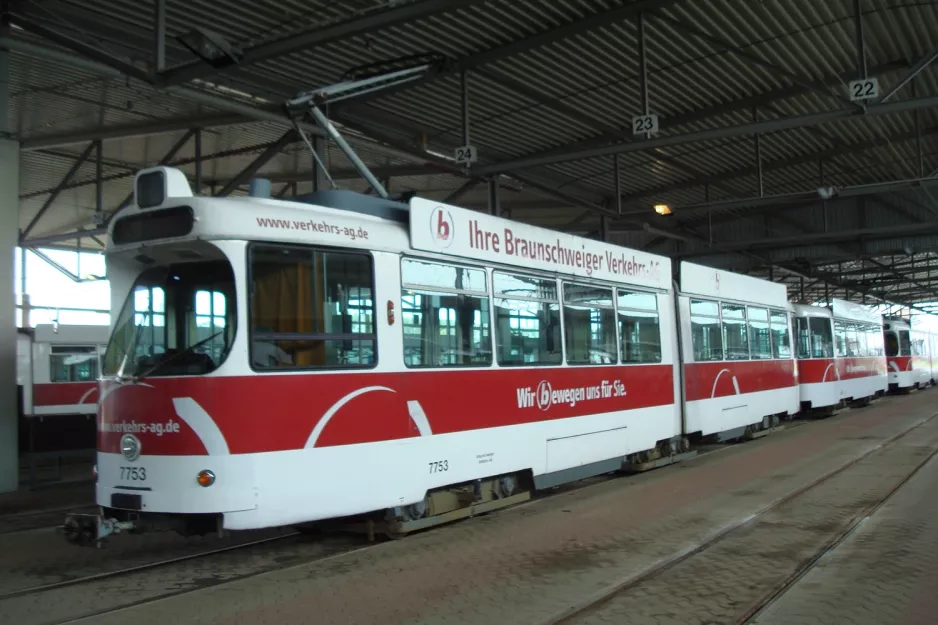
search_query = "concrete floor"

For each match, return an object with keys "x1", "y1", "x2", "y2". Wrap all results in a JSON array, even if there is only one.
[{"x1": 1, "y1": 389, "x2": 936, "y2": 625}]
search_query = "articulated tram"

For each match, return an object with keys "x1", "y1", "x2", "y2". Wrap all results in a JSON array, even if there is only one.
[{"x1": 61, "y1": 165, "x2": 926, "y2": 546}]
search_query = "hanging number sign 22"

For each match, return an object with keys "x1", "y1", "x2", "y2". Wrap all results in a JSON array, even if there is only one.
[{"x1": 848, "y1": 77, "x2": 879, "y2": 101}]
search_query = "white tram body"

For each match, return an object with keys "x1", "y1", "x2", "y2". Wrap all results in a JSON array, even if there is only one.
[
  {"x1": 17, "y1": 323, "x2": 108, "y2": 417},
  {"x1": 76, "y1": 166, "x2": 811, "y2": 540},
  {"x1": 790, "y1": 299, "x2": 887, "y2": 411}
]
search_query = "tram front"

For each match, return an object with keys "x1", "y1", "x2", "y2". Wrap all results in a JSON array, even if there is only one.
[{"x1": 64, "y1": 166, "x2": 255, "y2": 546}]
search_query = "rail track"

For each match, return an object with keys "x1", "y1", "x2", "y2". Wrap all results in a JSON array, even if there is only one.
[{"x1": 543, "y1": 411, "x2": 938, "y2": 625}]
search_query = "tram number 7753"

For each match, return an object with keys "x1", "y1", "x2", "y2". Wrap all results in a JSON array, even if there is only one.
[
  {"x1": 428, "y1": 460, "x2": 449, "y2": 474},
  {"x1": 120, "y1": 466, "x2": 147, "y2": 481}
]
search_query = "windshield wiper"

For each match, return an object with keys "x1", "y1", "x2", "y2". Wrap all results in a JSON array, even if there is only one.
[{"x1": 132, "y1": 331, "x2": 225, "y2": 382}]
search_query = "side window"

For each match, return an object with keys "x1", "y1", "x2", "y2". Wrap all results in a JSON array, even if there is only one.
[
  {"x1": 771, "y1": 310, "x2": 791, "y2": 359},
  {"x1": 809, "y1": 317, "x2": 834, "y2": 358},
  {"x1": 562, "y1": 282, "x2": 617, "y2": 365},
  {"x1": 856, "y1": 325, "x2": 868, "y2": 357},
  {"x1": 747, "y1": 306, "x2": 772, "y2": 359},
  {"x1": 50, "y1": 346, "x2": 99, "y2": 382},
  {"x1": 249, "y1": 244, "x2": 376, "y2": 369},
  {"x1": 400, "y1": 258, "x2": 491, "y2": 368},
  {"x1": 794, "y1": 316, "x2": 811, "y2": 359},
  {"x1": 493, "y1": 272, "x2": 562, "y2": 366},
  {"x1": 690, "y1": 299, "x2": 723, "y2": 361},
  {"x1": 869, "y1": 327, "x2": 883, "y2": 356},
  {"x1": 617, "y1": 290, "x2": 661, "y2": 363},
  {"x1": 833, "y1": 321, "x2": 847, "y2": 358},
  {"x1": 721, "y1": 303, "x2": 749, "y2": 360},
  {"x1": 845, "y1": 324, "x2": 860, "y2": 357}
]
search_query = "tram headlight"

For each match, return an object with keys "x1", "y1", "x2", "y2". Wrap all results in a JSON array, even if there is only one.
[{"x1": 197, "y1": 470, "x2": 216, "y2": 487}]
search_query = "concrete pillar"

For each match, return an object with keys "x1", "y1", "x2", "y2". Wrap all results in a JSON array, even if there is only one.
[{"x1": 0, "y1": 29, "x2": 18, "y2": 493}]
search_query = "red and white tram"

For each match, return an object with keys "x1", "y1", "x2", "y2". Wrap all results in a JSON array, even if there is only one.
[
  {"x1": 883, "y1": 315, "x2": 937, "y2": 391},
  {"x1": 61, "y1": 165, "x2": 806, "y2": 546},
  {"x1": 791, "y1": 299, "x2": 887, "y2": 413},
  {"x1": 17, "y1": 323, "x2": 107, "y2": 418}
]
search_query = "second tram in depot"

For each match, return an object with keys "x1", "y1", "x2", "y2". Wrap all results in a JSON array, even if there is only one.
[{"x1": 61, "y1": 164, "x2": 930, "y2": 546}]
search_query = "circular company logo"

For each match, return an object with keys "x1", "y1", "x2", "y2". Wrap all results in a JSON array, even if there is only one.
[
  {"x1": 430, "y1": 206, "x2": 454, "y2": 248},
  {"x1": 120, "y1": 434, "x2": 141, "y2": 462},
  {"x1": 536, "y1": 380, "x2": 553, "y2": 411}
]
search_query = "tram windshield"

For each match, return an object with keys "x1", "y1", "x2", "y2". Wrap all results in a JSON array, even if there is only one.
[{"x1": 103, "y1": 260, "x2": 236, "y2": 378}]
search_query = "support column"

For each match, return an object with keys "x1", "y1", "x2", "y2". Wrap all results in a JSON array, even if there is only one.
[
  {"x1": 311, "y1": 135, "x2": 326, "y2": 193},
  {"x1": 0, "y1": 21, "x2": 19, "y2": 493},
  {"x1": 487, "y1": 177, "x2": 499, "y2": 216}
]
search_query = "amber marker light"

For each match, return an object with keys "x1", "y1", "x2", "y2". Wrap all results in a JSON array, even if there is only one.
[
  {"x1": 654, "y1": 203, "x2": 673, "y2": 216},
  {"x1": 197, "y1": 470, "x2": 216, "y2": 487}
]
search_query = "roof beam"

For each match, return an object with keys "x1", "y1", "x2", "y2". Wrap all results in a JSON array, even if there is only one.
[
  {"x1": 474, "y1": 95, "x2": 938, "y2": 175},
  {"x1": 21, "y1": 142, "x2": 97, "y2": 239},
  {"x1": 338, "y1": 0, "x2": 684, "y2": 106},
  {"x1": 878, "y1": 42, "x2": 938, "y2": 103},
  {"x1": 675, "y1": 222, "x2": 938, "y2": 257},
  {"x1": 617, "y1": 126, "x2": 938, "y2": 210},
  {"x1": 159, "y1": 0, "x2": 476, "y2": 87},
  {"x1": 213, "y1": 130, "x2": 298, "y2": 197},
  {"x1": 646, "y1": 175, "x2": 938, "y2": 217},
  {"x1": 9, "y1": 15, "x2": 152, "y2": 84},
  {"x1": 480, "y1": 61, "x2": 906, "y2": 170},
  {"x1": 19, "y1": 112, "x2": 249, "y2": 150},
  {"x1": 19, "y1": 228, "x2": 108, "y2": 248}
]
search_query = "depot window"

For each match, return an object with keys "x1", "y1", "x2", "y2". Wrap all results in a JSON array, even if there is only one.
[
  {"x1": 616, "y1": 289, "x2": 661, "y2": 363},
  {"x1": 400, "y1": 258, "x2": 491, "y2": 368},
  {"x1": 493, "y1": 272, "x2": 562, "y2": 366},
  {"x1": 249, "y1": 244, "x2": 376, "y2": 370}
]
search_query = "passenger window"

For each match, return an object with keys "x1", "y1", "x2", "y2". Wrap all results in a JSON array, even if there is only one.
[
  {"x1": 562, "y1": 282, "x2": 617, "y2": 365},
  {"x1": 690, "y1": 299, "x2": 723, "y2": 361},
  {"x1": 493, "y1": 272, "x2": 562, "y2": 366},
  {"x1": 747, "y1": 306, "x2": 772, "y2": 359},
  {"x1": 809, "y1": 317, "x2": 834, "y2": 358},
  {"x1": 249, "y1": 244, "x2": 376, "y2": 369},
  {"x1": 400, "y1": 258, "x2": 491, "y2": 368},
  {"x1": 721, "y1": 303, "x2": 749, "y2": 360},
  {"x1": 770, "y1": 310, "x2": 791, "y2": 359},
  {"x1": 834, "y1": 321, "x2": 847, "y2": 358},
  {"x1": 50, "y1": 346, "x2": 99, "y2": 382},
  {"x1": 794, "y1": 316, "x2": 811, "y2": 359},
  {"x1": 868, "y1": 327, "x2": 883, "y2": 356},
  {"x1": 616, "y1": 290, "x2": 661, "y2": 363},
  {"x1": 845, "y1": 324, "x2": 860, "y2": 357}
]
